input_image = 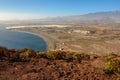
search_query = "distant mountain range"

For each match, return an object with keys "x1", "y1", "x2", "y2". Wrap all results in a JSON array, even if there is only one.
[
  {"x1": 40, "y1": 10, "x2": 120, "y2": 24},
  {"x1": 1, "y1": 10, "x2": 120, "y2": 25}
]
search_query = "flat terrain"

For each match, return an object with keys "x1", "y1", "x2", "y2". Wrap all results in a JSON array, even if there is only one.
[{"x1": 10, "y1": 25, "x2": 120, "y2": 56}]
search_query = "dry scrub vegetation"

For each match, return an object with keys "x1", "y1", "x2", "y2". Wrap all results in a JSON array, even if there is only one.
[{"x1": 0, "y1": 46, "x2": 120, "y2": 80}]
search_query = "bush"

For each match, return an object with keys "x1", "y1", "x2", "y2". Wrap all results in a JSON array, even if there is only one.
[
  {"x1": 19, "y1": 49, "x2": 36, "y2": 61},
  {"x1": 45, "y1": 51, "x2": 58, "y2": 60},
  {"x1": 72, "y1": 53, "x2": 82, "y2": 63},
  {"x1": 21, "y1": 49, "x2": 36, "y2": 58},
  {"x1": 0, "y1": 46, "x2": 9, "y2": 59},
  {"x1": 105, "y1": 59, "x2": 120, "y2": 74},
  {"x1": 106, "y1": 53, "x2": 117, "y2": 61},
  {"x1": 0, "y1": 46, "x2": 91, "y2": 63},
  {"x1": 41, "y1": 51, "x2": 82, "y2": 62},
  {"x1": 105, "y1": 53, "x2": 120, "y2": 74},
  {"x1": 36, "y1": 52, "x2": 45, "y2": 58}
]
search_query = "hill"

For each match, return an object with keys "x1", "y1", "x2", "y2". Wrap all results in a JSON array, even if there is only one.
[{"x1": 0, "y1": 46, "x2": 120, "y2": 80}]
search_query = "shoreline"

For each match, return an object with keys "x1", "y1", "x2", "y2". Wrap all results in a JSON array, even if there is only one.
[{"x1": 6, "y1": 28, "x2": 57, "y2": 51}]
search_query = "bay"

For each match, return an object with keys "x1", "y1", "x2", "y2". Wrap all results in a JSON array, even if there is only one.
[{"x1": 0, "y1": 26, "x2": 47, "y2": 51}]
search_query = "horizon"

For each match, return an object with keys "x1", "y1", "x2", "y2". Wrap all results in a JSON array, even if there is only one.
[{"x1": 0, "y1": 0, "x2": 120, "y2": 20}]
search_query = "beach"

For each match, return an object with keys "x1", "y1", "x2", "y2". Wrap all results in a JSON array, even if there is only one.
[{"x1": 6, "y1": 27, "x2": 58, "y2": 51}]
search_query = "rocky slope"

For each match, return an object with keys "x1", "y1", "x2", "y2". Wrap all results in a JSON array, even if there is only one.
[{"x1": 0, "y1": 46, "x2": 120, "y2": 80}]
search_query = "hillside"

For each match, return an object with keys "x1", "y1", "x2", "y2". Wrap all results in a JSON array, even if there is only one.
[{"x1": 0, "y1": 46, "x2": 120, "y2": 80}]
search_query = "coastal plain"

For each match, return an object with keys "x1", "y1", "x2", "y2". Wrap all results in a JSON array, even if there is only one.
[{"x1": 8, "y1": 24, "x2": 120, "y2": 56}]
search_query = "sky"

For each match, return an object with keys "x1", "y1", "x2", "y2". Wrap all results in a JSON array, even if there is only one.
[{"x1": 0, "y1": 0, "x2": 120, "y2": 20}]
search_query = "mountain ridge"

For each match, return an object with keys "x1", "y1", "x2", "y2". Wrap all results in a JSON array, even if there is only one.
[
  {"x1": 0, "y1": 10, "x2": 120, "y2": 25},
  {"x1": 40, "y1": 10, "x2": 120, "y2": 24}
]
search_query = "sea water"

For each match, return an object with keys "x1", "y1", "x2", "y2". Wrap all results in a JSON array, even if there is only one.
[{"x1": 0, "y1": 26, "x2": 47, "y2": 51}]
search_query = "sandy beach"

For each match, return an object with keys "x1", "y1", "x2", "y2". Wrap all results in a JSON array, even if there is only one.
[{"x1": 7, "y1": 27, "x2": 57, "y2": 51}]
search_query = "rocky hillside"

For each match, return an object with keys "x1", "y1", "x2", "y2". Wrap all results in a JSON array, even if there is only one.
[{"x1": 0, "y1": 46, "x2": 120, "y2": 80}]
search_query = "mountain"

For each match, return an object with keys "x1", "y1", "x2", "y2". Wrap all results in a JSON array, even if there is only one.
[
  {"x1": 39, "y1": 10, "x2": 120, "y2": 25},
  {"x1": 1, "y1": 10, "x2": 120, "y2": 25}
]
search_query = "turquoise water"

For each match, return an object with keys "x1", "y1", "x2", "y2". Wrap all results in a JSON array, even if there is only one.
[{"x1": 0, "y1": 26, "x2": 47, "y2": 51}]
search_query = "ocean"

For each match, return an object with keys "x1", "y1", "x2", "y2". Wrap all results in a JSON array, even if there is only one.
[{"x1": 0, "y1": 26, "x2": 47, "y2": 51}]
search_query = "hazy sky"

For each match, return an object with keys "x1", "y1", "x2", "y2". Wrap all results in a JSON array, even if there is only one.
[{"x1": 0, "y1": 0, "x2": 120, "y2": 20}]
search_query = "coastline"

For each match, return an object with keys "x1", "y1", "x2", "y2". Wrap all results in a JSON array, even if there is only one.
[{"x1": 6, "y1": 28, "x2": 57, "y2": 51}]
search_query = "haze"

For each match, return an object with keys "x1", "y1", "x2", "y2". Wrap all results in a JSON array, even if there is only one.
[{"x1": 0, "y1": 0, "x2": 120, "y2": 20}]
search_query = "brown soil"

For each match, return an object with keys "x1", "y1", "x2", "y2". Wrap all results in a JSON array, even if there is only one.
[{"x1": 0, "y1": 47, "x2": 120, "y2": 80}]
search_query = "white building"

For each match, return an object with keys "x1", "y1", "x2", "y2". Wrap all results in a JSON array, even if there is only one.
[{"x1": 73, "y1": 30, "x2": 90, "y2": 34}]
